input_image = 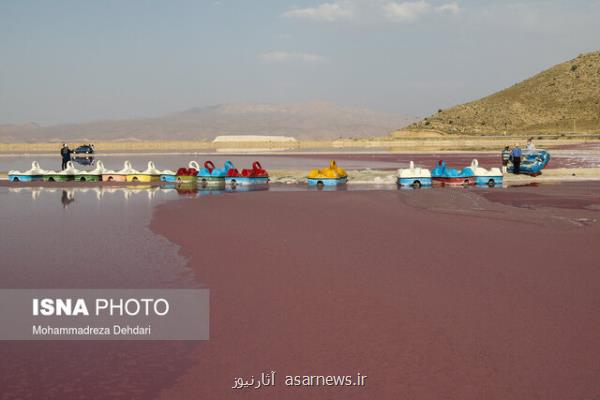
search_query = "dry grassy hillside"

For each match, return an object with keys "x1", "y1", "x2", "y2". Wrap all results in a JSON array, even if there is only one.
[{"x1": 409, "y1": 51, "x2": 600, "y2": 135}]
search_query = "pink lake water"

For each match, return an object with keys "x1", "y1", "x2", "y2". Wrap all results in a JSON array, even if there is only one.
[
  {"x1": 0, "y1": 185, "x2": 202, "y2": 399},
  {"x1": 1, "y1": 180, "x2": 599, "y2": 399}
]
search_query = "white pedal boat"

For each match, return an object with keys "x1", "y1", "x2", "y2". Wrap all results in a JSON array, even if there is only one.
[
  {"x1": 102, "y1": 161, "x2": 136, "y2": 182},
  {"x1": 8, "y1": 161, "x2": 47, "y2": 182},
  {"x1": 470, "y1": 159, "x2": 503, "y2": 187},
  {"x1": 397, "y1": 161, "x2": 432, "y2": 188},
  {"x1": 43, "y1": 161, "x2": 81, "y2": 182}
]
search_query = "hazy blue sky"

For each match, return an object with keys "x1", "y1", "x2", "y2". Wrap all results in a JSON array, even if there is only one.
[{"x1": 1, "y1": 0, "x2": 599, "y2": 124}]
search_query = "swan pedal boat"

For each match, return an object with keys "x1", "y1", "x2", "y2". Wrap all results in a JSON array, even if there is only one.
[
  {"x1": 43, "y1": 161, "x2": 81, "y2": 182},
  {"x1": 197, "y1": 161, "x2": 232, "y2": 186},
  {"x1": 73, "y1": 160, "x2": 106, "y2": 182},
  {"x1": 174, "y1": 161, "x2": 200, "y2": 183},
  {"x1": 8, "y1": 161, "x2": 46, "y2": 182},
  {"x1": 102, "y1": 161, "x2": 136, "y2": 182},
  {"x1": 470, "y1": 159, "x2": 503, "y2": 187},
  {"x1": 397, "y1": 161, "x2": 432, "y2": 188},
  {"x1": 224, "y1": 161, "x2": 269, "y2": 186},
  {"x1": 159, "y1": 166, "x2": 178, "y2": 182},
  {"x1": 125, "y1": 161, "x2": 163, "y2": 183},
  {"x1": 431, "y1": 160, "x2": 475, "y2": 186},
  {"x1": 307, "y1": 160, "x2": 348, "y2": 186}
]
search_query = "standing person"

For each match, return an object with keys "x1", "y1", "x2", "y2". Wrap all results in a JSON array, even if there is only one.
[
  {"x1": 501, "y1": 146, "x2": 510, "y2": 173},
  {"x1": 60, "y1": 143, "x2": 73, "y2": 170},
  {"x1": 526, "y1": 137, "x2": 536, "y2": 150},
  {"x1": 511, "y1": 144, "x2": 522, "y2": 174}
]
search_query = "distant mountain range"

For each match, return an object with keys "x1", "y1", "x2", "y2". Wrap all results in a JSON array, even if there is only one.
[
  {"x1": 408, "y1": 51, "x2": 600, "y2": 135},
  {"x1": 0, "y1": 101, "x2": 416, "y2": 143}
]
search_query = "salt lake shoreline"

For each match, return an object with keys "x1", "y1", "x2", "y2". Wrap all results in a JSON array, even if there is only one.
[{"x1": 146, "y1": 184, "x2": 600, "y2": 399}]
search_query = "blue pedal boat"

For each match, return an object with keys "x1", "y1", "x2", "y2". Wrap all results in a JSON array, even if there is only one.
[
  {"x1": 470, "y1": 159, "x2": 503, "y2": 187},
  {"x1": 160, "y1": 171, "x2": 178, "y2": 182},
  {"x1": 397, "y1": 161, "x2": 432, "y2": 188},
  {"x1": 431, "y1": 160, "x2": 475, "y2": 186},
  {"x1": 8, "y1": 161, "x2": 46, "y2": 182},
  {"x1": 224, "y1": 161, "x2": 270, "y2": 187},
  {"x1": 508, "y1": 150, "x2": 550, "y2": 176},
  {"x1": 307, "y1": 177, "x2": 348, "y2": 186},
  {"x1": 161, "y1": 161, "x2": 198, "y2": 182},
  {"x1": 197, "y1": 160, "x2": 233, "y2": 187},
  {"x1": 306, "y1": 160, "x2": 348, "y2": 186}
]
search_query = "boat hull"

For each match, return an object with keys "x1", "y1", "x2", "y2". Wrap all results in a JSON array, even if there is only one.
[
  {"x1": 398, "y1": 177, "x2": 432, "y2": 187},
  {"x1": 432, "y1": 176, "x2": 475, "y2": 186},
  {"x1": 73, "y1": 175, "x2": 101, "y2": 182},
  {"x1": 475, "y1": 175, "x2": 503, "y2": 187},
  {"x1": 8, "y1": 175, "x2": 42, "y2": 182},
  {"x1": 176, "y1": 175, "x2": 198, "y2": 183},
  {"x1": 307, "y1": 177, "x2": 348, "y2": 186},
  {"x1": 197, "y1": 176, "x2": 224, "y2": 186},
  {"x1": 225, "y1": 177, "x2": 269, "y2": 186},
  {"x1": 126, "y1": 174, "x2": 160, "y2": 183},
  {"x1": 43, "y1": 175, "x2": 73, "y2": 182},
  {"x1": 102, "y1": 174, "x2": 127, "y2": 182},
  {"x1": 160, "y1": 174, "x2": 177, "y2": 182}
]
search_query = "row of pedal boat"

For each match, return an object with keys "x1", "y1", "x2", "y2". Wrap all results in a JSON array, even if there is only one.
[
  {"x1": 399, "y1": 150, "x2": 550, "y2": 188},
  {"x1": 7, "y1": 160, "x2": 271, "y2": 187},
  {"x1": 399, "y1": 160, "x2": 503, "y2": 188},
  {"x1": 7, "y1": 150, "x2": 550, "y2": 187}
]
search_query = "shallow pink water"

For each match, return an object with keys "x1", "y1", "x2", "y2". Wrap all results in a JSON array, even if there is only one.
[
  {"x1": 1, "y1": 182, "x2": 599, "y2": 399},
  {"x1": 0, "y1": 186, "x2": 202, "y2": 399}
]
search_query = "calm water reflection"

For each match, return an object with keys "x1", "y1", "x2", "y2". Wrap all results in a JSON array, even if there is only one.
[
  {"x1": 0, "y1": 185, "x2": 195, "y2": 289},
  {"x1": 0, "y1": 184, "x2": 208, "y2": 400}
]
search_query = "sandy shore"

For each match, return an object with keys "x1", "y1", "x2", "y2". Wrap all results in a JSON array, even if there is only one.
[{"x1": 150, "y1": 184, "x2": 600, "y2": 399}]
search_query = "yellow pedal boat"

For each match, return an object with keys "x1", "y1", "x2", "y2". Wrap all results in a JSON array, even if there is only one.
[{"x1": 307, "y1": 160, "x2": 348, "y2": 186}]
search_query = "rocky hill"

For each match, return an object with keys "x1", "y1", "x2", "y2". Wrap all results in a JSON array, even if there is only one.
[{"x1": 408, "y1": 51, "x2": 600, "y2": 135}]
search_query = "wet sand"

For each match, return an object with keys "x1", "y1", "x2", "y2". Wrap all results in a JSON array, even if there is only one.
[{"x1": 150, "y1": 185, "x2": 600, "y2": 399}]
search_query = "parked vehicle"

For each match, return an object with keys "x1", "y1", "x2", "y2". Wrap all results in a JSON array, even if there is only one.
[{"x1": 74, "y1": 144, "x2": 94, "y2": 154}]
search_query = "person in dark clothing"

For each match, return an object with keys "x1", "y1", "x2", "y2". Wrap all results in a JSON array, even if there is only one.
[
  {"x1": 60, "y1": 144, "x2": 73, "y2": 170},
  {"x1": 501, "y1": 146, "x2": 510, "y2": 173},
  {"x1": 511, "y1": 145, "x2": 522, "y2": 174}
]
